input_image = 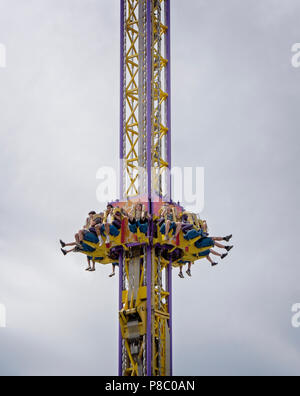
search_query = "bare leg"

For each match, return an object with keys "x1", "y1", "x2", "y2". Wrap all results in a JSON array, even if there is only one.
[
  {"x1": 186, "y1": 262, "x2": 192, "y2": 277},
  {"x1": 75, "y1": 233, "x2": 81, "y2": 244},
  {"x1": 211, "y1": 249, "x2": 228, "y2": 260},
  {"x1": 206, "y1": 255, "x2": 214, "y2": 265},
  {"x1": 165, "y1": 221, "x2": 171, "y2": 240},
  {"x1": 175, "y1": 223, "x2": 182, "y2": 238},
  {"x1": 109, "y1": 264, "x2": 116, "y2": 278},
  {"x1": 105, "y1": 224, "x2": 110, "y2": 243},
  {"x1": 212, "y1": 237, "x2": 224, "y2": 242},
  {"x1": 178, "y1": 265, "x2": 184, "y2": 278},
  {"x1": 64, "y1": 242, "x2": 77, "y2": 247},
  {"x1": 210, "y1": 249, "x2": 222, "y2": 257},
  {"x1": 78, "y1": 230, "x2": 87, "y2": 243},
  {"x1": 61, "y1": 247, "x2": 76, "y2": 256},
  {"x1": 91, "y1": 259, "x2": 96, "y2": 271},
  {"x1": 86, "y1": 257, "x2": 92, "y2": 271},
  {"x1": 95, "y1": 225, "x2": 103, "y2": 246},
  {"x1": 206, "y1": 255, "x2": 216, "y2": 265},
  {"x1": 215, "y1": 242, "x2": 226, "y2": 249}
]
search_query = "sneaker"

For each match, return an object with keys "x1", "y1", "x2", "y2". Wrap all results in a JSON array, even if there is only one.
[
  {"x1": 109, "y1": 273, "x2": 116, "y2": 278},
  {"x1": 221, "y1": 253, "x2": 228, "y2": 260},
  {"x1": 178, "y1": 273, "x2": 184, "y2": 279},
  {"x1": 212, "y1": 262, "x2": 218, "y2": 267},
  {"x1": 225, "y1": 245, "x2": 234, "y2": 252},
  {"x1": 224, "y1": 235, "x2": 233, "y2": 242},
  {"x1": 60, "y1": 240, "x2": 66, "y2": 248},
  {"x1": 61, "y1": 249, "x2": 67, "y2": 256},
  {"x1": 186, "y1": 269, "x2": 192, "y2": 277}
]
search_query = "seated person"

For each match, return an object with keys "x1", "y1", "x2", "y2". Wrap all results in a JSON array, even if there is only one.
[
  {"x1": 60, "y1": 211, "x2": 97, "y2": 256},
  {"x1": 102, "y1": 204, "x2": 122, "y2": 244},
  {"x1": 128, "y1": 203, "x2": 150, "y2": 236},
  {"x1": 159, "y1": 204, "x2": 181, "y2": 242},
  {"x1": 180, "y1": 212, "x2": 194, "y2": 236}
]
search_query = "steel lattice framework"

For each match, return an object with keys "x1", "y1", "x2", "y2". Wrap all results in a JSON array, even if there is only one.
[
  {"x1": 119, "y1": 0, "x2": 172, "y2": 376},
  {"x1": 120, "y1": 0, "x2": 171, "y2": 200}
]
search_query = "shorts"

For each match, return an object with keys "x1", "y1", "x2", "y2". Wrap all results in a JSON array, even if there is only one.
[
  {"x1": 184, "y1": 229, "x2": 201, "y2": 241},
  {"x1": 101, "y1": 224, "x2": 120, "y2": 237},
  {"x1": 195, "y1": 237, "x2": 214, "y2": 249},
  {"x1": 137, "y1": 221, "x2": 148, "y2": 235},
  {"x1": 198, "y1": 249, "x2": 210, "y2": 258},
  {"x1": 160, "y1": 222, "x2": 176, "y2": 235},
  {"x1": 83, "y1": 231, "x2": 99, "y2": 244}
]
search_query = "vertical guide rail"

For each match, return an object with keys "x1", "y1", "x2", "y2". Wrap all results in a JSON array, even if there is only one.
[
  {"x1": 119, "y1": 0, "x2": 126, "y2": 374},
  {"x1": 120, "y1": 0, "x2": 126, "y2": 201},
  {"x1": 165, "y1": 0, "x2": 172, "y2": 375},
  {"x1": 146, "y1": 0, "x2": 153, "y2": 376},
  {"x1": 165, "y1": 0, "x2": 171, "y2": 201},
  {"x1": 119, "y1": 0, "x2": 172, "y2": 377}
]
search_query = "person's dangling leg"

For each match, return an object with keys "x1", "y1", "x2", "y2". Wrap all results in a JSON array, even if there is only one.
[
  {"x1": 174, "y1": 223, "x2": 182, "y2": 242},
  {"x1": 165, "y1": 220, "x2": 171, "y2": 241},
  {"x1": 105, "y1": 224, "x2": 110, "y2": 244},
  {"x1": 90, "y1": 259, "x2": 96, "y2": 272},
  {"x1": 60, "y1": 240, "x2": 77, "y2": 248},
  {"x1": 86, "y1": 257, "x2": 92, "y2": 271},
  {"x1": 178, "y1": 265, "x2": 184, "y2": 279},
  {"x1": 223, "y1": 234, "x2": 233, "y2": 242},
  {"x1": 186, "y1": 262, "x2": 192, "y2": 277},
  {"x1": 78, "y1": 230, "x2": 86, "y2": 243},
  {"x1": 214, "y1": 241, "x2": 234, "y2": 252},
  {"x1": 95, "y1": 225, "x2": 103, "y2": 246},
  {"x1": 75, "y1": 233, "x2": 81, "y2": 244},
  {"x1": 61, "y1": 247, "x2": 76, "y2": 256},
  {"x1": 211, "y1": 249, "x2": 228, "y2": 260},
  {"x1": 109, "y1": 264, "x2": 116, "y2": 278},
  {"x1": 214, "y1": 242, "x2": 226, "y2": 249},
  {"x1": 206, "y1": 254, "x2": 218, "y2": 267}
]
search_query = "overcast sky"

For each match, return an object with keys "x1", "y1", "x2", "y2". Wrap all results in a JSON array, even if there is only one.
[{"x1": 0, "y1": 0, "x2": 300, "y2": 376}]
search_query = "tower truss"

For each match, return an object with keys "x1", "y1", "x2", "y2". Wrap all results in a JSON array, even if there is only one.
[
  {"x1": 120, "y1": 0, "x2": 171, "y2": 200},
  {"x1": 119, "y1": 0, "x2": 172, "y2": 376}
]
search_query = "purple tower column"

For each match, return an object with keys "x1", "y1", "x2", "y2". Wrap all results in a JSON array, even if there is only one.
[
  {"x1": 118, "y1": 250, "x2": 124, "y2": 376},
  {"x1": 146, "y1": 0, "x2": 153, "y2": 377},
  {"x1": 168, "y1": 260, "x2": 173, "y2": 376},
  {"x1": 119, "y1": 0, "x2": 125, "y2": 377},
  {"x1": 120, "y1": 0, "x2": 125, "y2": 202},
  {"x1": 165, "y1": 0, "x2": 173, "y2": 375},
  {"x1": 166, "y1": 0, "x2": 171, "y2": 200}
]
